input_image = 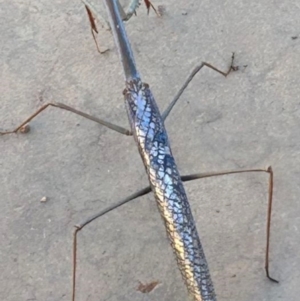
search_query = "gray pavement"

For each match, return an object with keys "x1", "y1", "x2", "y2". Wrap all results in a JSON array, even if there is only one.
[{"x1": 1, "y1": 0, "x2": 300, "y2": 300}]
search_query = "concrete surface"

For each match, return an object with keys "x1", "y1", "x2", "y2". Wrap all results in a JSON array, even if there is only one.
[{"x1": 1, "y1": 0, "x2": 299, "y2": 300}]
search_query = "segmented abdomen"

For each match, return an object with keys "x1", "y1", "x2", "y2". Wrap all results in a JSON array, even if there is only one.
[{"x1": 123, "y1": 79, "x2": 217, "y2": 301}]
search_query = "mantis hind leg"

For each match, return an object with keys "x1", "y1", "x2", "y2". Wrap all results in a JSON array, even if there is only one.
[{"x1": 72, "y1": 166, "x2": 278, "y2": 300}]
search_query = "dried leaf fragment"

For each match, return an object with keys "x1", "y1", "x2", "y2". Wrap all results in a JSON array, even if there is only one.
[{"x1": 137, "y1": 280, "x2": 159, "y2": 293}]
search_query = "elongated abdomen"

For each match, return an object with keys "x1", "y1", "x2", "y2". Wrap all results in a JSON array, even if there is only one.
[{"x1": 124, "y1": 79, "x2": 217, "y2": 301}]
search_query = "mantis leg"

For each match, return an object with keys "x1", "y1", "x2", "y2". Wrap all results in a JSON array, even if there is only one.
[
  {"x1": 123, "y1": 0, "x2": 158, "y2": 21},
  {"x1": 162, "y1": 53, "x2": 237, "y2": 121},
  {"x1": 72, "y1": 166, "x2": 277, "y2": 300},
  {"x1": 0, "y1": 102, "x2": 132, "y2": 136}
]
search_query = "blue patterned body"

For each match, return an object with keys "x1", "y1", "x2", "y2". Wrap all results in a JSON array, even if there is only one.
[{"x1": 123, "y1": 79, "x2": 216, "y2": 301}]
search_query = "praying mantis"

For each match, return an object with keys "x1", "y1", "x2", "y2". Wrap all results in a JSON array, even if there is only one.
[{"x1": 0, "y1": 0, "x2": 279, "y2": 300}]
